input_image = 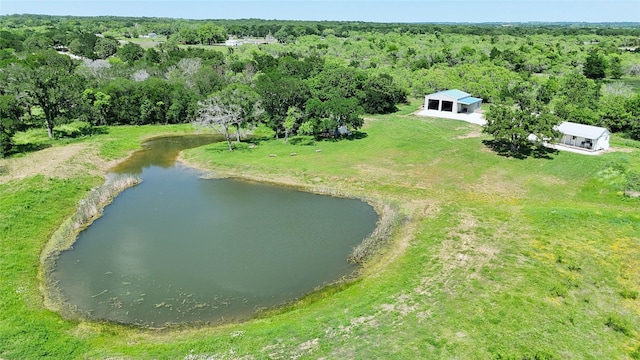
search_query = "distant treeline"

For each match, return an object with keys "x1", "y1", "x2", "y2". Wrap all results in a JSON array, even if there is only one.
[
  {"x1": 1, "y1": 14, "x2": 640, "y2": 157},
  {"x1": 2, "y1": 14, "x2": 640, "y2": 41}
]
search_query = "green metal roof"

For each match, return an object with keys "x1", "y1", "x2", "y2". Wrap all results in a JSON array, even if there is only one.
[
  {"x1": 458, "y1": 96, "x2": 482, "y2": 105},
  {"x1": 434, "y1": 89, "x2": 471, "y2": 100}
]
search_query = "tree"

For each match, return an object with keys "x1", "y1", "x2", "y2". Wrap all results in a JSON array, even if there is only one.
[
  {"x1": 0, "y1": 95, "x2": 22, "y2": 157},
  {"x1": 69, "y1": 33, "x2": 98, "y2": 59},
  {"x1": 283, "y1": 106, "x2": 301, "y2": 142},
  {"x1": 82, "y1": 88, "x2": 111, "y2": 125},
  {"x1": 117, "y1": 42, "x2": 145, "y2": 63},
  {"x1": 553, "y1": 73, "x2": 600, "y2": 125},
  {"x1": 0, "y1": 63, "x2": 34, "y2": 123},
  {"x1": 0, "y1": 30, "x2": 24, "y2": 52},
  {"x1": 252, "y1": 52, "x2": 278, "y2": 72},
  {"x1": 624, "y1": 94, "x2": 640, "y2": 140},
  {"x1": 304, "y1": 97, "x2": 364, "y2": 138},
  {"x1": 489, "y1": 46, "x2": 502, "y2": 62},
  {"x1": 22, "y1": 34, "x2": 53, "y2": 51},
  {"x1": 216, "y1": 84, "x2": 263, "y2": 141},
  {"x1": 359, "y1": 73, "x2": 408, "y2": 114},
  {"x1": 599, "y1": 94, "x2": 632, "y2": 132},
  {"x1": 309, "y1": 66, "x2": 366, "y2": 102},
  {"x1": 197, "y1": 23, "x2": 227, "y2": 45},
  {"x1": 178, "y1": 26, "x2": 198, "y2": 44},
  {"x1": 192, "y1": 66, "x2": 227, "y2": 97},
  {"x1": 93, "y1": 36, "x2": 119, "y2": 59},
  {"x1": 484, "y1": 83, "x2": 560, "y2": 156},
  {"x1": 609, "y1": 56, "x2": 623, "y2": 79},
  {"x1": 100, "y1": 78, "x2": 143, "y2": 124},
  {"x1": 19, "y1": 51, "x2": 82, "y2": 138},
  {"x1": 583, "y1": 51, "x2": 606, "y2": 80},
  {"x1": 255, "y1": 70, "x2": 311, "y2": 137},
  {"x1": 143, "y1": 47, "x2": 161, "y2": 64},
  {"x1": 536, "y1": 76, "x2": 559, "y2": 104},
  {"x1": 193, "y1": 95, "x2": 242, "y2": 151}
]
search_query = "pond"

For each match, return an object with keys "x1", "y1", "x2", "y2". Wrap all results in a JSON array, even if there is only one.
[{"x1": 52, "y1": 135, "x2": 378, "y2": 326}]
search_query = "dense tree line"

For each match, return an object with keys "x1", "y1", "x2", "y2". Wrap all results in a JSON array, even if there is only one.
[
  {"x1": 0, "y1": 14, "x2": 639, "y2": 157},
  {"x1": 0, "y1": 19, "x2": 409, "y2": 155},
  {"x1": 2, "y1": 14, "x2": 640, "y2": 40}
]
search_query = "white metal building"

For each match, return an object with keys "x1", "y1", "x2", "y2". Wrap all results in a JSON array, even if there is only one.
[
  {"x1": 556, "y1": 121, "x2": 610, "y2": 151},
  {"x1": 424, "y1": 89, "x2": 483, "y2": 114}
]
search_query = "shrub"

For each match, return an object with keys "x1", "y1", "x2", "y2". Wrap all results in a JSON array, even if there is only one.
[
  {"x1": 619, "y1": 288, "x2": 639, "y2": 300},
  {"x1": 625, "y1": 171, "x2": 640, "y2": 193},
  {"x1": 605, "y1": 313, "x2": 633, "y2": 336}
]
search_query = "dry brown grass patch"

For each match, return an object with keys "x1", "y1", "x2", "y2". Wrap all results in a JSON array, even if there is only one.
[
  {"x1": 466, "y1": 170, "x2": 526, "y2": 200},
  {"x1": 0, "y1": 143, "x2": 116, "y2": 184},
  {"x1": 455, "y1": 129, "x2": 483, "y2": 139},
  {"x1": 414, "y1": 212, "x2": 499, "y2": 297}
]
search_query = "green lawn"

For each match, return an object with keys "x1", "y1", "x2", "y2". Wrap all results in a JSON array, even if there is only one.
[
  {"x1": 1, "y1": 108, "x2": 639, "y2": 359},
  {"x1": 120, "y1": 36, "x2": 168, "y2": 49}
]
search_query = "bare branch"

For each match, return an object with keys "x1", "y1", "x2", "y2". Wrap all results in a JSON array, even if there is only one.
[{"x1": 193, "y1": 95, "x2": 243, "y2": 151}]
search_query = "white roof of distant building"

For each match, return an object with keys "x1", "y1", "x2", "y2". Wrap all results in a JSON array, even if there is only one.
[{"x1": 557, "y1": 121, "x2": 609, "y2": 139}]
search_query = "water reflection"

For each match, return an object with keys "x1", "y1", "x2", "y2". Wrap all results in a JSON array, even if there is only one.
[{"x1": 110, "y1": 134, "x2": 222, "y2": 174}]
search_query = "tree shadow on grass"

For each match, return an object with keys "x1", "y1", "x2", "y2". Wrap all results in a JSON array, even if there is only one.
[
  {"x1": 89, "y1": 126, "x2": 109, "y2": 136},
  {"x1": 313, "y1": 131, "x2": 368, "y2": 143},
  {"x1": 8, "y1": 126, "x2": 110, "y2": 157},
  {"x1": 483, "y1": 139, "x2": 558, "y2": 160},
  {"x1": 11, "y1": 142, "x2": 52, "y2": 155},
  {"x1": 346, "y1": 131, "x2": 368, "y2": 141}
]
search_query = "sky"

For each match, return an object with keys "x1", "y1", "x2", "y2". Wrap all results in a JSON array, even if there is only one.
[{"x1": 0, "y1": 0, "x2": 639, "y2": 23}]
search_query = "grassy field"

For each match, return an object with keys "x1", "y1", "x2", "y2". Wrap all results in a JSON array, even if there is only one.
[
  {"x1": 121, "y1": 36, "x2": 169, "y2": 49},
  {"x1": 1, "y1": 105, "x2": 639, "y2": 359}
]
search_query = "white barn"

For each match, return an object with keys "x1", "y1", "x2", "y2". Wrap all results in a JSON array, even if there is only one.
[
  {"x1": 556, "y1": 121, "x2": 610, "y2": 151},
  {"x1": 424, "y1": 89, "x2": 483, "y2": 114}
]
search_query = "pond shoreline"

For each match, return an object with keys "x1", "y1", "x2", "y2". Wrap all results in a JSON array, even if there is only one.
[
  {"x1": 40, "y1": 134, "x2": 401, "y2": 328},
  {"x1": 40, "y1": 174, "x2": 141, "y2": 321}
]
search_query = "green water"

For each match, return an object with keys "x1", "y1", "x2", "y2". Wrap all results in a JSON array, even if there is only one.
[{"x1": 53, "y1": 135, "x2": 378, "y2": 326}]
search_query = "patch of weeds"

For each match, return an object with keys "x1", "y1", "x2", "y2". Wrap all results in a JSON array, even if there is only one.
[
  {"x1": 595, "y1": 166, "x2": 627, "y2": 189},
  {"x1": 631, "y1": 345, "x2": 640, "y2": 359},
  {"x1": 625, "y1": 171, "x2": 640, "y2": 196},
  {"x1": 0, "y1": 164, "x2": 7, "y2": 175},
  {"x1": 566, "y1": 263, "x2": 582, "y2": 272},
  {"x1": 550, "y1": 285, "x2": 568, "y2": 298},
  {"x1": 618, "y1": 137, "x2": 640, "y2": 149},
  {"x1": 605, "y1": 313, "x2": 633, "y2": 336},
  {"x1": 619, "y1": 288, "x2": 639, "y2": 300}
]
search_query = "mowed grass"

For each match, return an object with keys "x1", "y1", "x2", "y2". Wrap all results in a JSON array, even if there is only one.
[{"x1": 1, "y1": 106, "x2": 639, "y2": 359}]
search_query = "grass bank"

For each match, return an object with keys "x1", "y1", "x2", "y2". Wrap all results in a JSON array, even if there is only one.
[{"x1": 1, "y1": 111, "x2": 639, "y2": 359}]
